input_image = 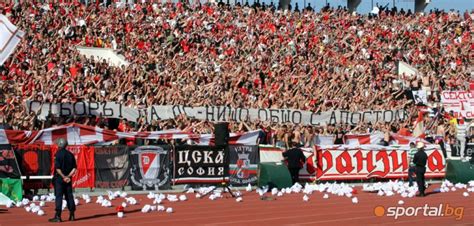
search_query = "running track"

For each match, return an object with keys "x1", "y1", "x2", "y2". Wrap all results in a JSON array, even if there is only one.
[{"x1": 1, "y1": 185, "x2": 473, "y2": 226}]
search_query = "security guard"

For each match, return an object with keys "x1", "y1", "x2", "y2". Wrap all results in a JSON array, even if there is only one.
[
  {"x1": 282, "y1": 141, "x2": 306, "y2": 184},
  {"x1": 413, "y1": 142, "x2": 428, "y2": 197},
  {"x1": 49, "y1": 138, "x2": 77, "y2": 222}
]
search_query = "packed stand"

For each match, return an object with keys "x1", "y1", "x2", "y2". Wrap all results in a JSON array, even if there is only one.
[{"x1": 0, "y1": 2, "x2": 472, "y2": 148}]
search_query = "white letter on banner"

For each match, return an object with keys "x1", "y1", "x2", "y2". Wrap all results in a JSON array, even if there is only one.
[
  {"x1": 186, "y1": 167, "x2": 194, "y2": 175},
  {"x1": 217, "y1": 167, "x2": 224, "y2": 176},
  {"x1": 178, "y1": 167, "x2": 185, "y2": 175},
  {"x1": 178, "y1": 150, "x2": 190, "y2": 166},
  {"x1": 196, "y1": 167, "x2": 205, "y2": 175},
  {"x1": 192, "y1": 151, "x2": 202, "y2": 163},
  {"x1": 215, "y1": 152, "x2": 224, "y2": 164},
  {"x1": 203, "y1": 151, "x2": 213, "y2": 163},
  {"x1": 208, "y1": 167, "x2": 215, "y2": 175}
]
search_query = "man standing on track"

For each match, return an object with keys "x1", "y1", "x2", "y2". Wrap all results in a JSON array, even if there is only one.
[
  {"x1": 282, "y1": 141, "x2": 306, "y2": 185},
  {"x1": 49, "y1": 138, "x2": 77, "y2": 223},
  {"x1": 413, "y1": 142, "x2": 428, "y2": 197}
]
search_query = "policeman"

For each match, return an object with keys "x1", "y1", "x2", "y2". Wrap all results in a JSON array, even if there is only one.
[
  {"x1": 282, "y1": 141, "x2": 306, "y2": 184},
  {"x1": 413, "y1": 142, "x2": 428, "y2": 197},
  {"x1": 49, "y1": 138, "x2": 77, "y2": 222}
]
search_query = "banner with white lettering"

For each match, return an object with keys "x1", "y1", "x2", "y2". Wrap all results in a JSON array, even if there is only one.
[
  {"x1": 26, "y1": 101, "x2": 139, "y2": 122},
  {"x1": 441, "y1": 91, "x2": 474, "y2": 118},
  {"x1": 172, "y1": 145, "x2": 228, "y2": 184},
  {"x1": 144, "y1": 106, "x2": 408, "y2": 126},
  {"x1": 312, "y1": 145, "x2": 446, "y2": 180},
  {"x1": 228, "y1": 145, "x2": 259, "y2": 186},
  {"x1": 27, "y1": 101, "x2": 409, "y2": 126}
]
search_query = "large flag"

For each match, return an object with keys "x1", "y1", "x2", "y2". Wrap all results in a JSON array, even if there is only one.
[{"x1": 0, "y1": 14, "x2": 24, "y2": 65}]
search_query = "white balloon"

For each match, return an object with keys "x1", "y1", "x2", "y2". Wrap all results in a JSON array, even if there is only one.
[
  {"x1": 179, "y1": 195, "x2": 187, "y2": 201},
  {"x1": 303, "y1": 195, "x2": 309, "y2": 202},
  {"x1": 351, "y1": 197, "x2": 358, "y2": 204},
  {"x1": 157, "y1": 205, "x2": 165, "y2": 211}
]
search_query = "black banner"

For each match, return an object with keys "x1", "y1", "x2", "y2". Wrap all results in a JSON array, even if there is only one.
[
  {"x1": 0, "y1": 144, "x2": 21, "y2": 179},
  {"x1": 465, "y1": 143, "x2": 474, "y2": 158},
  {"x1": 450, "y1": 143, "x2": 462, "y2": 157},
  {"x1": 129, "y1": 145, "x2": 171, "y2": 190},
  {"x1": 173, "y1": 145, "x2": 227, "y2": 184},
  {"x1": 94, "y1": 146, "x2": 130, "y2": 188},
  {"x1": 14, "y1": 146, "x2": 52, "y2": 189},
  {"x1": 451, "y1": 142, "x2": 474, "y2": 158},
  {"x1": 229, "y1": 145, "x2": 259, "y2": 186}
]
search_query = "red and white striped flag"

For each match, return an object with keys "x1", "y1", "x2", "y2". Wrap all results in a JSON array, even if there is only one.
[
  {"x1": 344, "y1": 132, "x2": 384, "y2": 146},
  {"x1": 0, "y1": 123, "x2": 260, "y2": 146}
]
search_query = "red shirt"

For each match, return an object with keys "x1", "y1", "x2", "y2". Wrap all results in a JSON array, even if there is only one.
[
  {"x1": 47, "y1": 62, "x2": 55, "y2": 71},
  {"x1": 69, "y1": 66, "x2": 78, "y2": 78}
]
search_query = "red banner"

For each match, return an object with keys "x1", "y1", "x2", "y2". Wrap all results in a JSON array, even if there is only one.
[
  {"x1": 302, "y1": 145, "x2": 445, "y2": 181},
  {"x1": 51, "y1": 145, "x2": 95, "y2": 188}
]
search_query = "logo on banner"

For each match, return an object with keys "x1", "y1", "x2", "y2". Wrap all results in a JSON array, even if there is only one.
[
  {"x1": 236, "y1": 151, "x2": 250, "y2": 179},
  {"x1": 230, "y1": 146, "x2": 258, "y2": 185},
  {"x1": 130, "y1": 146, "x2": 169, "y2": 190}
]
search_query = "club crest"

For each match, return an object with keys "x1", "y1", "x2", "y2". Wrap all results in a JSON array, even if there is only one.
[{"x1": 130, "y1": 146, "x2": 169, "y2": 190}]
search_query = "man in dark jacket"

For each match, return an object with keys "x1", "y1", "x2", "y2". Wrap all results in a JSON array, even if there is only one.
[
  {"x1": 282, "y1": 142, "x2": 306, "y2": 184},
  {"x1": 49, "y1": 138, "x2": 77, "y2": 223},
  {"x1": 413, "y1": 142, "x2": 428, "y2": 197}
]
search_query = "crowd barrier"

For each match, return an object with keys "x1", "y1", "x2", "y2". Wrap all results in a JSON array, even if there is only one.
[{"x1": 1, "y1": 144, "x2": 446, "y2": 192}]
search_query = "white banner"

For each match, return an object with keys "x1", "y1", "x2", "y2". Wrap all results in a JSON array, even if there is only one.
[
  {"x1": 26, "y1": 101, "x2": 140, "y2": 122},
  {"x1": 0, "y1": 14, "x2": 25, "y2": 65},
  {"x1": 441, "y1": 91, "x2": 474, "y2": 118},
  {"x1": 26, "y1": 101, "x2": 409, "y2": 126},
  {"x1": 412, "y1": 90, "x2": 427, "y2": 105},
  {"x1": 143, "y1": 106, "x2": 408, "y2": 126}
]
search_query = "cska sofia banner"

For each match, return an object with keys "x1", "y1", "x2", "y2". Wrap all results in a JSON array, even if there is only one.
[
  {"x1": 173, "y1": 145, "x2": 228, "y2": 184},
  {"x1": 229, "y1": 145, "x2": 259, "y2": 186},
  {"x1": 312, "y1": 145, "x2": 445, "y2": 180},
  {"x1": 129, "y1": 145, "x2": 171, "y2": 190}
]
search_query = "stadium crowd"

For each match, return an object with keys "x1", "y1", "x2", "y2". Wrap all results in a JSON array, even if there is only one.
[{"x1": 0, "y1": 1, "x2": 472, "y2": 147}]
